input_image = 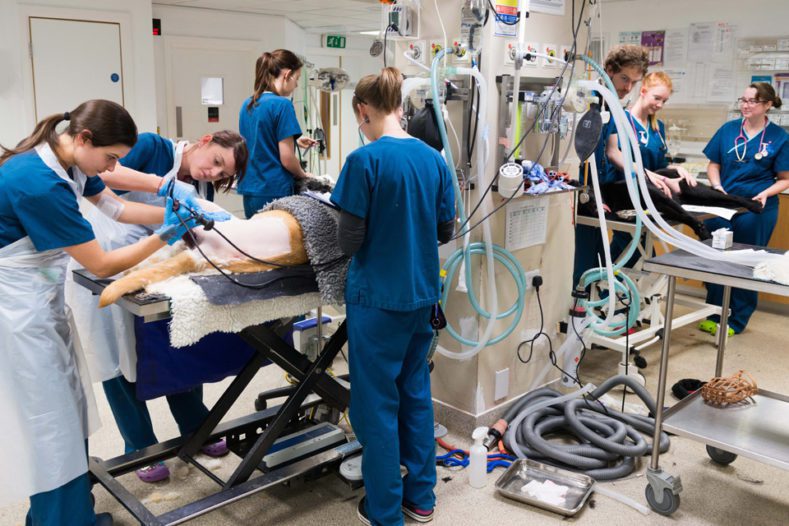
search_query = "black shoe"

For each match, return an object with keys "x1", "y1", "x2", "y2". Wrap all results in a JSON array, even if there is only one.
[
  {"x1": 357, "y1": 497, "x2": 371, "y2": 526},
  {"x1": 95, "y1": 512, "x2": 113, "y2": 526}
]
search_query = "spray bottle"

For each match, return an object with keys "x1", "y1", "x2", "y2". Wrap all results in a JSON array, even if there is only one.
[{"x1": 469, "y1": 427, "x2": 488, "y2": 488}]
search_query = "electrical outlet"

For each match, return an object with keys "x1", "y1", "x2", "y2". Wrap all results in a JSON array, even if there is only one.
[
  {"x1": 408, "y1": 40, "x2": 427, "y2": 64},
  {"x1": 429, "y1": 39, "x2": 444, "y2": 60},
  {"x1": 524, "y1": 270, "x2": 541, "y2": 290},
  {"x1": 504, "y1": 40, "x2": 516, "y2": 66},
  {"x1": 494, "y1": 368, "x2": 509, "y2": 401}
]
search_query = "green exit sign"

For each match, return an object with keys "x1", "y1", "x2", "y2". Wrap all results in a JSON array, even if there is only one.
[{"x1": 325, "y1": 35, "x2": 346, "y2": 49}]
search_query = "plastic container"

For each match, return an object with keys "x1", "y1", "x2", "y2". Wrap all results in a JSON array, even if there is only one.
[{"x1": 468, "y1": 427, "x2": 488, "y2": 488}]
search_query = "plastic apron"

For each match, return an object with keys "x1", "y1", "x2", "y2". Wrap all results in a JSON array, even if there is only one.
[
  {"x1": 0, "y1": 144, "x2": 100, "y2": 504},
  {"x1": 65, "y1": 141, "x2": 187, "y2": 383}
]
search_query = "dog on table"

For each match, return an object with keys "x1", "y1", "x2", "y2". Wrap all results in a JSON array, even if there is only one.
[
  {"x1": 579, "y1": 168, "x2": 764, "y2": 240},
  {"x1": 98, "y1": 202, "x2": 307, "y2": 307}
]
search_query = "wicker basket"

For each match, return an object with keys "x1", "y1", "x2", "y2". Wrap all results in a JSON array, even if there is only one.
[{"x1": 700, "y1": 370, "x2": 757, "y2": 406}]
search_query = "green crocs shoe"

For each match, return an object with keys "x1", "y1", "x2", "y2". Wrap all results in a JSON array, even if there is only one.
[{"x1": 698, "y1": 320, "x2": 735, "y2": 337}]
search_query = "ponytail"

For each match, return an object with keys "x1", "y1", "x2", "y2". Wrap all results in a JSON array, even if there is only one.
[
  {"x1": 247, "y1": 49, "x2": 304, "y2": 111},
  {"x1": 352, "y1": 67, "x2": 403, "y2": 116},
  {"x1": 0, "y1": 99, "x2": 137, "y2": 167}
]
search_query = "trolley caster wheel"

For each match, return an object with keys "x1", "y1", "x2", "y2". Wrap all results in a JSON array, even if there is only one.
[
  {"x1": 634, "y1": 355, "x2": 647, "y2": 369},
  {"x1": 706, "y1": 445, "x2": 737, "y2": 465},
  {"x1": 254, "y1": 395, "x2": 267, "y2": 411},
  {"x1": 645, "y1": 485, "x2": 680, "y2": 516}
]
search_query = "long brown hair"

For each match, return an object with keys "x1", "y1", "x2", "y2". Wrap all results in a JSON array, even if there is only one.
[
  {"x1": 247, "y1": 49, "x2": 304, "y2": 111},
  {"x1": 0, "y1": 99, "x2": 137, "y2": 166},
  {"x1": 352, "y1": 67, "x2": 403, "y2": 116},
  {"x1": 207, "y1": 130, "x2": 249, "y2": 193}
]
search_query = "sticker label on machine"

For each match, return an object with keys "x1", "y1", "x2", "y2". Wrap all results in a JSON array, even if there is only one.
[
  {"x1": 505, "y1": 197, "x2": 548, "y2": 252},
  {"x1": 494, "y1": 1, "x2": 518, "y2": 38}
]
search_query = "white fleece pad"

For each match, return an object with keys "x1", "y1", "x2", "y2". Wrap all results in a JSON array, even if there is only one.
[
  {"x1": 753, "y1": 251, "x2": 789, "y2": 286},
  {"x1": 147, "y1": 275, "x2": 321, "y2": 348}
]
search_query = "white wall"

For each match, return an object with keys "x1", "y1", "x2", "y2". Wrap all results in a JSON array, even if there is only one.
[
  {"x1": 150, "y1": 5, "x2": 308, "y2": 137},
  {"x1": 601, "y1": 0, "x2": 789, "y2": 39},
  {"x1": 0, "y1": 0, "x2": 156, "y2": 147}
]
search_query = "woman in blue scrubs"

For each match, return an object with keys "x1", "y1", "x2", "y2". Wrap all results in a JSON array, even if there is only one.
[
  {"x1": 700, "y1": 82, "x2": 789, "y2": 335},
  {"x1": 0, "y1": 100, "x2": 200, "y2": 526},
  {"x1": 67, "y1": 131, "x2": 248, "y2": 483},
  {"x1": 331, "y1": 67, "x2": 455, "y2": 526},
  {"x1": 605, "y1": 72, "x2": 696, "y2": 265},
  {"x1": 238, "y1": 49, "x2": 317, "y2": 218}
]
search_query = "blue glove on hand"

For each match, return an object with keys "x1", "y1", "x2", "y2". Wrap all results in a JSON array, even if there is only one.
[
  {"x1": 158, "y1": 177, "x2": 232, "y2": 223},
  {"x1": 155, "y1": 197, "x2": 200, "y2": 245}
]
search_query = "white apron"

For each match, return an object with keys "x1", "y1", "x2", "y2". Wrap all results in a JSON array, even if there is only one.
[
  {"x1": 0, "y1": 144, "x2": 100, "y2": 503},
  {"x1": 65, "y1": 141, "x2": 187, "y2": 383}
]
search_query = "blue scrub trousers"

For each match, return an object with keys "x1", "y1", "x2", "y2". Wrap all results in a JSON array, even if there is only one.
[
  {"x1": 103, "y1": 375, "x2": 208, "y2": 453},
  {"x1": 573, "y1": 224, "x2": 607, "y2": 287},
  {"x1": 242, "y1": 195, "x2": 284, "y2": 219},
  {"x1": 703, "y1": 200, "x2": 779, "y2": 333},
  {"x1": 27, "y1": 444, "x2": 94, "y2": 526},
  {"x1": 347, "y1": 304, "x2": 436, "y2": 526}
]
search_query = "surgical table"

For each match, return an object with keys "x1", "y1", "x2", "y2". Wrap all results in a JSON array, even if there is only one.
[
  {"x1": 72, "y1": 268, "x2": 361, "y2": 525},
  {"x1": 641, "y1": 243, "x2": 789, "y2": 516}
]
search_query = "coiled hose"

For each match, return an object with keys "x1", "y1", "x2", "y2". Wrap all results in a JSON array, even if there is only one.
[{"x1": 502, "y1": 375, "x2": 670, "y2": 480}]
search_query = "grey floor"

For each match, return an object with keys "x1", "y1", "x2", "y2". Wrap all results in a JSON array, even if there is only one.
[{"x1": 1, "y1": 307, "x2": 788, "y2": 526}]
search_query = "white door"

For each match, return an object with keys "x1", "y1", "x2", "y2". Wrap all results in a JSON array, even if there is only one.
[
  {"x1": 29, "y1": 17, "x2": 124, "y2": 120},
  {"x1": 167, "y1": 40, "x2": 257, "y2": 139}
]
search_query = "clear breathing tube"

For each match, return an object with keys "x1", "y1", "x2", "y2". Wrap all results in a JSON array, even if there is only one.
[
  {"x1": 568, "y1": 54, "x2": 643, "y2": 336},
  {"x1": 430, "y1": 49, "x2": 527, "y2": 360}
]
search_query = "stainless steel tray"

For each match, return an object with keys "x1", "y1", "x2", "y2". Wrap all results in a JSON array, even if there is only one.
[{"x1": 495, "y1": 459, "x2": 594, "y2": 516}]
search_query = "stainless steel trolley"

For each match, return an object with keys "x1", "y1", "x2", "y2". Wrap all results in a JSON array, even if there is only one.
[{"x1": 641, "y1": 243, "x2": 789, "y2": 515}]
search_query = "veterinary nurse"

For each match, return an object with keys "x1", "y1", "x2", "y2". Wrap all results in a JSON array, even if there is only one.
[
  {"x1": 66, "y1": 130, "x2": 247, "y2": 483},
  {"x1": 700, "y1": 82, "x2": 789, "y2": 335},
  {"x1": 573, "y1": 45, "x2": 650, "y2": 286},
  {"x1": 605, "y1": 72, "x2": 696, "y2": 264},
  {"x1": 0, "y1": 100, "x2": 198, "y2": 526},
  {"x1": 238, "y1": 49, "x2": 317, "y2": 218},
  {"x1": 331, "y1": 67, "x2": 455, "y2": 526}
]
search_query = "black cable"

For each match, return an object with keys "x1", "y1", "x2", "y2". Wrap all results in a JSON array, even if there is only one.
[{"x1": 383, "y1": 23, "x2": 402, "y2": 68}]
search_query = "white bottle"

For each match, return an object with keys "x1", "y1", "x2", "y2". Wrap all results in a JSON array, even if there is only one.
[{"x1": 468, "y1": 426, "x2": 488, "y2": 488}]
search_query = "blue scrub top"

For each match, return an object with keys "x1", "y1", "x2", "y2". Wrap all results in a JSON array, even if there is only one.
[
  {"x1": 607, "y1": 112, "x2": 669, "y2": 182},
  {"x1": 238, "y1": 93, "x2": 302, "y2": 198},
  {"x1": 117, "y1": 132, "x2": 215, "y2": 201},
  {"x1": 704, "y1": 119, "x2": 789, "y2": 202},
  {"x1": 331, "y1": 137, "x2": 456, "y2": 311},
  {"x1": 0, "y1": 150, "x2": 105, "y2": 251},
  {"x1": 119, "y1": 132, "x2": 174, "y2": 178}
]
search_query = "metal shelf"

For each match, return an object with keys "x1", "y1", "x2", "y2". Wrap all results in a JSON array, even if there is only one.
[{"x1": 663, "y1": 389, "x2": 789, "y2": 471}]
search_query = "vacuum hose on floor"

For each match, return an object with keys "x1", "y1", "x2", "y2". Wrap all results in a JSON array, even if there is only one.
[{"x1": 501, "y1": 375, "x2": 670, "y2": 480}]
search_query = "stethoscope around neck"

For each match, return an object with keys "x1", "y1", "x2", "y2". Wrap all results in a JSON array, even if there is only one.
[
  {"x1": 734, "y1": 117, "x2": 769, "y2": 163},
  {"x1": 628, "y1": 112, "x2": 668, "y2": 153}
]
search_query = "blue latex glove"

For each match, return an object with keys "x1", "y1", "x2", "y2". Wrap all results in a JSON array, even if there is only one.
[
  {"x1": 158, "y1": 177, "x2": 232, "y2": 223},
  {"x1": 155, "y1": 197, "x2": 200, "y2": 245}
]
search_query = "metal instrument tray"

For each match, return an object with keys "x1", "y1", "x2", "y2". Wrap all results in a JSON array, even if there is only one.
[{"x1": 495, "y1": 458, "x2": 593, "y2": 516}]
